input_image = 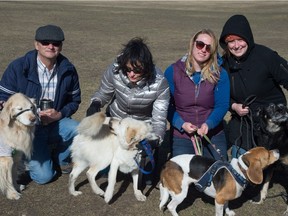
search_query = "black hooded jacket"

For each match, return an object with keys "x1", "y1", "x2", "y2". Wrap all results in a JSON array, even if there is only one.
[{"x1": 219, "y1": 14, "x2": 288, "y2": 113}]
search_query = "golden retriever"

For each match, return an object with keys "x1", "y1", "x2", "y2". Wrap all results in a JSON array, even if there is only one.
[
  {"x1": 68, "y1": 112, "x2": 157, "y2": 203},
  {"x1": 0, "y1": 93, "x2": 37, "y2": 200}
]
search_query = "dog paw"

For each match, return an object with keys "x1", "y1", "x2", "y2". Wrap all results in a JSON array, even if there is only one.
[
  {"x1": 250, "y1": 195, "x2": 265, "y2": 205},
  {"x1": 92, "y1": 188, "x2": 104, "y2": 196},
  {"x1": 7, "y1": 191, "x2": 21, "y2": 200},
  {"x1": 225, "y1": 209, "x2": 236, "y2": 216},
  {"x1": 104, "y1": 192, "x2": 113, "y2": 203},
  {"x1": 249, "y1": 192, "x2": 265, "y2": 205},
  {"x1": 95, "y1": 188, "x2": 105, "y2": 196},
  {"x1": 97, "y1": 189, "x2": 105, "y2": 196},
  {"x1": 283, "y1": 208, "x2": 288, "y2": 216},
  {"x1": 134, "y1": 191, "x2": 146, "y2": 202},
  {"x1": 70, "y1": 191, "x2": 83, "y2": 196},
  {"x1": 250, "y1": 199, "x2": 264, "y2": 205},
  {"x1": 19, "y1": 184, "x2": 26, "y2": 191}
]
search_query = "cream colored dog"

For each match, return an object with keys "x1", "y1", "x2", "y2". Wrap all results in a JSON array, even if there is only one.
[
  {"x1": 0, "y1": 93, "x2": 37, "y2": 200},
  {"x1": 69, "y1": 112, "x2": 156, "y2": 203}
]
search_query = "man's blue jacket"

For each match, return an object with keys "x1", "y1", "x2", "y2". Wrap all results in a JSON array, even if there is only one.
[{"x1": 0, "y1": 50, "x2": 81, "y2": 117}]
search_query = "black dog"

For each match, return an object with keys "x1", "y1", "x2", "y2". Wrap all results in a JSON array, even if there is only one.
[
  {"x1": 256, "y1": 103, "x2": 288, "y2": 156},
  {"x1": 254, "y1": 103, "x2": 288, "y2": 211}
]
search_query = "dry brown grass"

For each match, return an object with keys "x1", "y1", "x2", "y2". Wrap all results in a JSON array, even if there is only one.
[{"x1": 0, "y1": 1, "x2": 288, "y2": 216}]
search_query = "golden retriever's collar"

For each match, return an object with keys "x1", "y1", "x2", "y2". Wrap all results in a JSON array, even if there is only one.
[{"x1": 12, "y1": 108, "x2": 33, "y2": 120}]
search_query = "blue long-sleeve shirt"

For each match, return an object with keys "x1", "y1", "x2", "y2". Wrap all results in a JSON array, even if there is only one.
[{"x1": 165, "y1": 56, "x2": 230, "y2": 132}]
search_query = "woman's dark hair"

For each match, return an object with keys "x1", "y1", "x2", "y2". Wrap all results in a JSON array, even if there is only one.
[{"x1": 117, "y1": 37, "x2": 155, "y2": 81}]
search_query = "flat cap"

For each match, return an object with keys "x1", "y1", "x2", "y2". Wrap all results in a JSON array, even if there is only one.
[{"x1": 35, "y1": 25, "x2": 65, "y2": 42}]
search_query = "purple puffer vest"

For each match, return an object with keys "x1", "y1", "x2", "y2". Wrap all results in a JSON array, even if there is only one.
[{"x1": 172, "y1": 58, "x2": 223, "y2": 139}]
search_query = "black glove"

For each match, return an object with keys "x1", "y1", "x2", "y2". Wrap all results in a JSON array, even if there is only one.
[
  {"x1": 86, "y1": 101, "x2": 101, "y2": 116},
  {"x1": 147, "y1": 139, "x2": 160, "y2": 149}
]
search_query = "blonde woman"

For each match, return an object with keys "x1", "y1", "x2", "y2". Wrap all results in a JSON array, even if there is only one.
[{"x1": 165, "y1": 29, "x2": 230, "y2": 159}]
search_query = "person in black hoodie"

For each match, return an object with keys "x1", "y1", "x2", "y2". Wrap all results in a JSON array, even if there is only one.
[{"x1": 219, "y1": 14, "x2": 288, "y2": 158}]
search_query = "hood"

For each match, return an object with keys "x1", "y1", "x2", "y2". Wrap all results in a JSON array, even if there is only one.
[{"x1": 219, "y1": 14, "x2": 255, "y2": 51}]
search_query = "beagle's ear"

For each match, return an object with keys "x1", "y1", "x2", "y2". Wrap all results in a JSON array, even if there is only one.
[{"x1": 243, "y1": 155, "x2": 263, "y2": 184}]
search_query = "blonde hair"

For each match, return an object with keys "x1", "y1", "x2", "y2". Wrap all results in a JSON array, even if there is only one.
[{"x1": 185, "y1": 29, "x2": 220, "y2": 83}]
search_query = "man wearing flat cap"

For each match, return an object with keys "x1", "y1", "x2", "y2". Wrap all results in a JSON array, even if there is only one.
[{"x1": 0, "y1": 24, "x2": 81, "y2": 184}]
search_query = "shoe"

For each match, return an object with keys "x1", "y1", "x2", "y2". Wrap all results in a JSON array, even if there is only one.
[{"x1": 60, "y1": 163, "x2": 73, "y2": 174}]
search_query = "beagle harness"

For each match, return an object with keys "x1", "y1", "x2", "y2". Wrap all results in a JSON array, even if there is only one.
[{"x1": 195, "y1": 160, "x2": 248, "y2": 192}]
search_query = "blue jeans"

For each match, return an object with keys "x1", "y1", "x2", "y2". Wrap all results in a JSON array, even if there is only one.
[
  {"x1": 28, "y1": 117, "x2": 79, "y2": 184},
  {"x1": 231, "y1": 145, "x2": 247, "y2": 159},
  {"x1": 172, "y1": 130, "x2": 228, "y2": 161}
]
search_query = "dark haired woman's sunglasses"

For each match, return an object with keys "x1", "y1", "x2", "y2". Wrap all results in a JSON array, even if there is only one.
[
  {"x1": 125, "y1": 66, "x2": 143, "y2": 74},
  {"x1": 195, "y1": 40, "x2": 211, "y2": 53}
]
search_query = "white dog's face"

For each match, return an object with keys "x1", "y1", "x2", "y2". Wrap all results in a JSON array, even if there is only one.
[
  {"x1": 109, "y1": 117, "x2": 153, "y2": 150},
  {"x1": 4, "y1": 93, "x2": 37, "y2": 127}
]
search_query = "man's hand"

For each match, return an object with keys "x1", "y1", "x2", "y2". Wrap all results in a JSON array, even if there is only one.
[{"x1": 39, "y1": 109, "x2": 62, "y2": 125}]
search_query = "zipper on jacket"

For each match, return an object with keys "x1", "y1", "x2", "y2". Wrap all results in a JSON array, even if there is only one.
[
  {"x1": 195, "y1": 85, "x2": 199, "y2": 126},
  {"x1": 231, "y1": 76, "x2": 235, "y2": 97}
]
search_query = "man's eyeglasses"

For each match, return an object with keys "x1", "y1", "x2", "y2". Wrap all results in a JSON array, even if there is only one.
[
  {"x1": 195, "y1": 40, "x2": 211, "y2": 53},
  {"x1": 39, "y1": 41, "x2": 62, "y2": 47},
  {"x1": 125, "y1": 66, "x2": 143, "y2": 74}
]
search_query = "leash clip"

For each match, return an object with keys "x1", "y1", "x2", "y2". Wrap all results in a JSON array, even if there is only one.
[{"x1": 134, "y1": 139, "x2": 155, "y2": 175}]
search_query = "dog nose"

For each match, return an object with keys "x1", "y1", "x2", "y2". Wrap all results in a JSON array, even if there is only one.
[{"x1": 30, "y1": 115, "x2": 37, "y2": 123}]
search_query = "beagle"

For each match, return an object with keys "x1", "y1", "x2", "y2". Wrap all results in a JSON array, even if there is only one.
[{"x1": 159, "y1": 147, "x2": 279, "y2": 216}]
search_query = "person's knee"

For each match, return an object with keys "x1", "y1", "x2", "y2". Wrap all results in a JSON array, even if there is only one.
[
  {"x1": 68, "y1": 120, "x2": 79, "y2": 135},
  {"x1": 30, "y1": 170, "x2": 55, "y2": 184},
  {"x1": 29, "y1": 162, "x2": 55, "y2": 184},
  {"x1": 231, "y1": 145, "x2": 247, "y2": 159},
  {"x1": 61, "y1": 118, "x2": 79, "y2": 138}
]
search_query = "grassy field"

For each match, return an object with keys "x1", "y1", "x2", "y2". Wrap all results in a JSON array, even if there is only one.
[{"x1": 0, "y1": 1, "x2": 288, "y2": 216}]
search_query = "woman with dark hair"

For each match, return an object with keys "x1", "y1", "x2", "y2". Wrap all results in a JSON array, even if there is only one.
[
  {"x1": 86, "y1": 37, "x2": 170, "y2": 185},
  {"x1": 116, "y1": 38, "x2": 155, "y2": 82},
  {"x1": 87, "y1": 37, "x2": 169, "y2": 142}
]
